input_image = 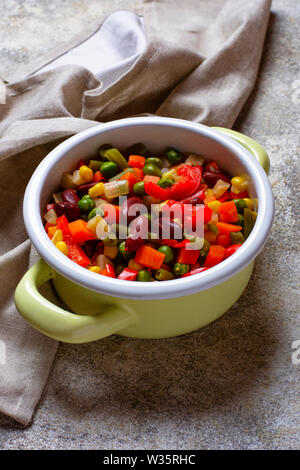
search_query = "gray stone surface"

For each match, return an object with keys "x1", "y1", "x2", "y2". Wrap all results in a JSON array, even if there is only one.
[{"x1": 0, "y1": 0, "x2": 299, "y2": 450}]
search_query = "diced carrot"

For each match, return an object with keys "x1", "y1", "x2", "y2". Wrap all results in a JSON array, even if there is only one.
[
  {"x1": 128, "y1": 155, "x2": 146, "y2": 169},
  {"x1": 132, "y1": 167, "x2": 144, "y2": 181},
  {"x1": 216, "y1": 222, "x2": 243, "y2": 235},
  {"x1": 177, "y1": 248, "x2": 200, "y2": 265},
  {"x1": 135, "y1": 245, "x2": 165, "y2": 270},
  {"x1": 93, "y1": 171, "x2": 103, "y2": 182},
  {"x1": 204, "y1": 245, "x2": 225, "y2": 267},
  {"x1": 143, "y1": 175, "x2": 160, "y2": 184},
  {"x1": 119, "y1": 171, "x2": 139, "y2": 193},
  {"x1": 68, "y1": 219, "x2": 96, "y2": 244},
  {"x1": 218, "y1": 201, "x2": 239, "y2": 223}
]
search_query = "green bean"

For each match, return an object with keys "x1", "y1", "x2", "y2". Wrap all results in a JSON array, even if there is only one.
[
  {"x1": 230, "y1": 232, "x2": 245, "y2": 244},
  {"x1": 105, "y1": 148, "x2": 129, "y2": 169},
  {"x1": 155, "y1": 268, "x2": 175, "y2": 281},
  {"x1": 243, "y1": 208, "x2": 257, "y2": 239}
]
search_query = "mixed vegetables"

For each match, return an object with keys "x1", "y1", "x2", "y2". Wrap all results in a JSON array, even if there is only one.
[{"x1": 43, "y1": 143, "x2": 257, "y2": 282}]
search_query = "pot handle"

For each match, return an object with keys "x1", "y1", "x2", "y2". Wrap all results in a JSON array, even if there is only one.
[
  {"x1": 212, "y1": 127, "x2": 270, "y2": 174},
  {"x1": 14, "y1": 259, "x2": 136, "y2": 343}
]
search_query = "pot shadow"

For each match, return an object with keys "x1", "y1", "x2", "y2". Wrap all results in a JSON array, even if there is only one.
[{"x1": 42, "y1": 242, "x2": 286, "y2": 422}]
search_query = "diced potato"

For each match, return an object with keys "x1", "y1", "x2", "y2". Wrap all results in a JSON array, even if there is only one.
[{"x1": 60, "y1": 172, "x2": 76, "y2": 189}]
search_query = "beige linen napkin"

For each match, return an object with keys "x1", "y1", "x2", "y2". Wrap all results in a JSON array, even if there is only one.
[{"x1": 0, "y1": 0, "x2": 271, "y2": 425}]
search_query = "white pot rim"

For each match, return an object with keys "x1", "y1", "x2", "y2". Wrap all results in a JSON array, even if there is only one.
[{"x1": 23, "y1": 117, "x2": 274, "y2": 300}]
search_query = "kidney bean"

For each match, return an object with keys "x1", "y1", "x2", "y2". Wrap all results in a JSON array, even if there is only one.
[
  {"x1": 62, "y1": 189, "x2": 79, "y2": 205},
  {"x1": 54, "y1": 202, "x2": 82, "y2": 221},
  {"x1": 203, "y1": 171, "x2": 231, "y2": 186},
  {"x1": 121, "y1": 197, "x2": 145, "y2": 224},
  {"x1": 180, "y1": 188, "x2": 206, "y2": 205},
  {"x1": 125, "y1": 236, "x2": 144, "y2": 253},
  {"x1": 152, "y1": 217, "x2": 183, "y2": 240},
  {"x1": 77, "y1": 182, "x2": 98, "y2": 197}
]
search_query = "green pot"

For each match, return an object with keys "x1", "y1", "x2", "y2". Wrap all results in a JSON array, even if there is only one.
[{"x1": 15, "y1": 118, "x2": 273, "y2": 343}]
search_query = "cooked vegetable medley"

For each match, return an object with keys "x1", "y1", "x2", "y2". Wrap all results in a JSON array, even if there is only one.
[{"x1": 43, "y1": 143, "x2": 257, "y2": 281}]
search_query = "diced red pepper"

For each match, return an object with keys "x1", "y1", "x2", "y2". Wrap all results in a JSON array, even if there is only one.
[
  {"x1": 218, "y1": 201, "x2": 239, "y2": 223},
  {"x1": 103, "y1": 263, "x2": 116, "y2": 278},
  {"x1": 229, "y1": 190, "x2": 248, "y2": 200},
  {"x1": 216, "y1": 232, "x2": 231, "y2": 247},
  {"x1": 56, "y1": 215, "x2": 91, "y2": 267},
  {"x1": 218, "y1": 190, "x2": 231, "y2": 203},
  {"x1": 93, "y1": 171, "x2": 103, "y2": 182},
  {"x1": 144, "y1": 165, "x2": 202, "y2": 201},
  {"x1": 224, "y1": 244, "x2": 242, "y2": 259},
  {"x1": 203, "y1": 245, "x2": 225, "y2": 267},
  {"x1": 182, "y1": 267, "x2": 209, "y2": 277},
  {"x1": 117, "y1": 268, "x2": 138, "y2": 281},
  {"x1": 177, "y1": 248, "x2": 200, "y2": 265},
  {"x1": 205, "y1": 161, "x2": 220, "y2": 173}
]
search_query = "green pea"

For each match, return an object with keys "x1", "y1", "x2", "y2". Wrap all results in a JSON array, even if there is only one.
[
  {"x1": 137, "y1": 270, "x2": 151, "y2": 282},
  {"x1": 143, "y1": 163, "x2": 162, "y2": 178},
  {"x1": 154, "y1": 268, "x2": 175, "y2": 281},
  {"x1": 118, "y1": 241, "x2": 133, "y2": 260},
  {"x1": 98, "y1": 144, "x2": 113, "y2": 160},
  {"x1": 100, "y1": 161, "x2": 118, "y2": 179},
  {"x1": 115, "y1": 264, "x2": 127, "y2": 276},
  {"x1": 78, "y1": 196, "x2": 95, "y2": 213},
  {"x1": 173, "y1": 263, "x2": 189, "y2": 276},
  {"x1": 88, "y1": 207, "x2": 104, "y2": 220},
  {"x1": 145, "y1": 157, "x2": 162, "y2": 169},
  {"x1": 158, "y1": 178, "x2": 174, "y2": 188},
  {"x1": 233, "y1": 199, "x2": 247, "y2": 214},
  {"x1": 230, "y1": 231, "x2": 245, "y2": 244},
  {"x1": 158, "y1": 245, "x2": 174, "y2": 264},
  {"x1": 88, "y1": 160, "x2": 102, "y2": 171},
  {"x1": 133, "y1": 181, "x2": 146, "y2": 196},
  {"x1": 166, "y1": 148, "x2": 183, "y2": 165}
]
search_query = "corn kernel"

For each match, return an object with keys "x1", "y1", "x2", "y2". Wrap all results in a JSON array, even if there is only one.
[
  {"x1": 88, "y1": 182, "x2": 104, "y2": 198},
  {"x1": 243, "y1": 198, "x2": 253, "y2": 210},
  {"x1": 207, "y1": 200, "x2": 221, "y2": 212},
  {"x1": 231, "y1": 176, "x2": 247, "y2": 193},
  {"x1": 51, "y1": 229, "x2": 63, "y2": 244},
  {"x1": 205, "y1": 189, "x2": 214, "y2": 197},
  {"x1": 79, "y1": 165, "x2": 94, "y2": 183},
  {"x1": 55, "y1": 241, "x2": 68, "y2": 256},
  {"x1": 128, "y1": 259, "x2": 144, "y2": 271},
  {"x1": 104, "y1": 245, "x2": 118, "y2": 260},
  {"x1": 88, "y1": 266, "x2": 102, "y2": 274}
]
